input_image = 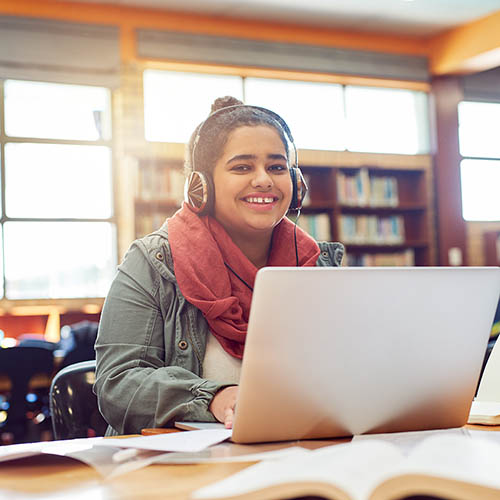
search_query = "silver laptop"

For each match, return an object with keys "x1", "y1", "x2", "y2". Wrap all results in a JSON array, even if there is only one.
[{"x1": 179, "y1": 266, "x2": 500, "y2": 443}]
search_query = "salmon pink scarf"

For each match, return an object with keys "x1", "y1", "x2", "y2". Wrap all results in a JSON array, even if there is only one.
[{"x1": 168, "y1": 203, "x2": 320, "y2": 359}]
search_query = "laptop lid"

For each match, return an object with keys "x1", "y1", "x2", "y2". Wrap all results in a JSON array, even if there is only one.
[{"x1": 231, "y1": 266, "x2": 500, "y2": 443}]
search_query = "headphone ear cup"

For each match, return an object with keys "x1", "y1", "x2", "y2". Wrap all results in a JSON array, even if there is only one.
[
  {"x1": 289, "y1": 167, "x2": 308, "y2": 210},
  {"x1": 184, "y1": 171, "x2": 215, "y2": 215}
]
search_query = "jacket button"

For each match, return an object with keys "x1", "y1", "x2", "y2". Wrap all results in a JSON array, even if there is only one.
[
  {"x1": 178, "y1": 340, "x2": 188, "y2": 350},
  {"x1": 156, "y1": 252, "x2": 164, "y2": 260}
]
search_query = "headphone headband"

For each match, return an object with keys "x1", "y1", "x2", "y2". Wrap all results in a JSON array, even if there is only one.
[{"x1": 191, "y1": 104, "x2": 298, "y2": 172}]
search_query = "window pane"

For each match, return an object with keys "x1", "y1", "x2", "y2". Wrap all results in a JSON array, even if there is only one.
[
  {"x1": 4, "y1": 80, "x2": 111, "y2": 140},
  {"x1": 4, "y1": 222, "x2": 116, "y2": 299},
  {"x1": 144, "y1": 70, "x2": 243, "y2": 143},
  {"x1": 345, "y1": 86, "x2": 429, "y2": 154},
  {"x1": 459, "y1": 101, "x2": 500, "y2": 158},
  {"x1": 5, "y1": 143, "x2": 113, "y2": 219},
  {"x1": 460, "y1": 159, "x2": 500, "y2": 221},
  {"x1": 244, "y1": 78, "x2": 346, "y2": 151}
]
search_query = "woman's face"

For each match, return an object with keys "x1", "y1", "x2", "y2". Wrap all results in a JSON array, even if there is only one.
[{"x1": 212, "y1": 125, "x2": 293, "y2": 242}]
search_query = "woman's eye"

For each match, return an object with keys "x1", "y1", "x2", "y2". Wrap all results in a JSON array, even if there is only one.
[
  {"x1": 231, "y1": 165, "x2": 250, "y2": 172},
  {"x1": 269, "y1": 164, "x2": 287, "y2": 172}
]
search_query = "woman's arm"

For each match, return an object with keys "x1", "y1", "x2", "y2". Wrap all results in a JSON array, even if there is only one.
[{"x1": 94, "y1": 241, "x2": 225, "y2": 435}]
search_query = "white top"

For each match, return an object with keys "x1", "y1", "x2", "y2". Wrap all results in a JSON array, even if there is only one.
[{"x1": 202, "y1": 333, "x2": 242, "y2": 385}]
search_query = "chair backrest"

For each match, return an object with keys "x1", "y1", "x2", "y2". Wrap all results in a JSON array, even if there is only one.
[
  {"x1": 49, "y1": 359, "x2": 108, "y2": 440},
  {"x1": 59, "y1": 321, "x2": 99, "y2": 369},
  {"x1": 0, "y1": 346, "x2": 54, "y2": 442}
]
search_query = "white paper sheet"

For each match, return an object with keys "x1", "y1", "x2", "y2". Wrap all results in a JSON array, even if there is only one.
[
  {"x1": 0, "y1": 437, "x2": 103, "y2": 463},
  {"x1": 96, "y1": 428, "x2": 233, "y2": 453}
]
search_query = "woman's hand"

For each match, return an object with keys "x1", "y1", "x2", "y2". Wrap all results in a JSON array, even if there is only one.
[{"x1": 209, "y1": 386, "x2": 238, "y2": 429}]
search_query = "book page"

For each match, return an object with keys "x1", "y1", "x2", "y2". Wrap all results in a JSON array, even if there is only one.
[
  {"x1": 192, "y1": 440, "x2": 405, "y2": 500},
  {"x1": 398, "y1": 434, "x2": 500, "y2": 490},
  {"x1": 352, "y1": 427, "x2": 469, "y2": 455},
  {"x1": 468, "y1": 400, "x2": 500, "y2": 424}
]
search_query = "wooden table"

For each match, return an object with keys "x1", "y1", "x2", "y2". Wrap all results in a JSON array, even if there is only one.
[
  {"x1": 0, "y1": 438, "x2": 346, "y2": 500},
  {"x1": 0, "y1": 427, "x2": 497, "y2": 500}
]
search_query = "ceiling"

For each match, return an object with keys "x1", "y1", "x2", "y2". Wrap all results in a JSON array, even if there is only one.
[{"x1": 74, "y1": 0, "x2": 500, "y2": 36}]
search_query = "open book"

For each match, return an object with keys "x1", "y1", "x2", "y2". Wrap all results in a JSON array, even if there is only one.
[{"x1": 192, "y1": 434, "x2": 500, "y2": 500}]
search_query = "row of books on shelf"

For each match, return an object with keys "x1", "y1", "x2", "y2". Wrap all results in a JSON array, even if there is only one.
[
  {"x1": 135, "y1": 163, "x2": 185, "y2": 203},
  {"x1": 339, "y1": 214, "x2": 405, "y2": 245},
  {"x1": 337, "y1": 168, "x2": 399, "y2": 207},
  {"x1": 346, "y1": 249, "x2": 415, "y2": 267},
  {"x1": 295, "y1": 213, "x2": 331, "y2": 241}
]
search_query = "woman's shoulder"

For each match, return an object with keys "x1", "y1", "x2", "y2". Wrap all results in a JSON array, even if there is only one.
[
  {"x1": 316, "y1": 241, "x2": 345, "y2": 267},
  {"x1": 121, "y1": 221, "x2": 176, "y2": 279}
]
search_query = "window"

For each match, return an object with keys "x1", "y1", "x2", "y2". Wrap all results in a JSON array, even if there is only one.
[
  {"x1": 1, "y1": 80, "x2": 116, "y2": 299},
  {"x1": 344, "y1": 86, "x2": 429, "y2": 155},
  {"x1": 244, "y1": 78, "x2": 345, "y2": 151},
  {"x1": 458, "y1": 101, "x2": 500, "y2": 221},
  {"x1": 143, "y1": 69, "x2": 430, "y2": 156},
  {"x1": 143, "y1": 70, "x2": 243, "y2": 143}
]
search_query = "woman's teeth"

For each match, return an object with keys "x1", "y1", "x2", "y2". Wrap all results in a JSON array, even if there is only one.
[{"x1": 245, "y1": 197, "x2": 275, "y2": 204}]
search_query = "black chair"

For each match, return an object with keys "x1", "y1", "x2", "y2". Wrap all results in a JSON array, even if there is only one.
[
  {"x1": 0, "y1": 346, "x2": 54, "y2": 443},
  {"x1": 49, "y1": 360, "x2": 108, "y2": 440},
  {"x1": 17, "y1": 338, "x2": 59, "y2": 351},
  {"x1": 58, "y1": 321, "x2": 99, "y2": 369}
]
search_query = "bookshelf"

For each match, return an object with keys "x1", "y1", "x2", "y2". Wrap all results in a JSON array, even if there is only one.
[
  {"x1": 133, "y1": 158, "x2": 185, "y2": 238},
  {"x1": 129, "y1": 151, "x2": 435, "y2": 266},
  {"x1": 483, "y1": 231, "x2": 500, "y2": 266},
  {"x1": 300, "y1": 163, "x2": 433, "y2": 266}
]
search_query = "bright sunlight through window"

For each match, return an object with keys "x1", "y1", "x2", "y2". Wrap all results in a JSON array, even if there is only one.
[
  {"x1": 144, "y1": 70, "x2": 243, "y2": 143},
  {"x1": 2, "y1": 79, "x2": 116, "y2": 299},
  {"x1": 345, "y1": 86, "x2": 429, "y2": 155},
  {"x1": 244, "y1": 78, "x2": 346, "y2": 151},
  {"x1": 5, "y1": 80, "x2": 111, "y2": 141},
  {"x1": 143, "y1": 70, "x2": 430, "y2": 157}
]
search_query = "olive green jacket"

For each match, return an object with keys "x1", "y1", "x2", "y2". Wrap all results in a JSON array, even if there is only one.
[{"x1": 94, "y1": 221, "x2": 344, "y2": 435}]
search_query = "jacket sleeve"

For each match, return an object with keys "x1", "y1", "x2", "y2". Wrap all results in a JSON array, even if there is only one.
[{"x1": 94, "y1": 241, "x2": 224, "y2": 435}]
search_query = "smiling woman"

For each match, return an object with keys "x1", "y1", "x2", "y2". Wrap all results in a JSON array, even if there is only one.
[{"x1": 94, "y1": 96, "x2": 344, "y2": 436}]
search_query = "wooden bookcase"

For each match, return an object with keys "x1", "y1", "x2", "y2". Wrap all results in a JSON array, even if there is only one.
[
  {"x1": 299, "y1": 162, "x2": 433, "y2": 266},
  {"x1": 133, "y1": 158, "x2": 185, "y2": 238},
  {"x1": 129, "y1": 151, "x2": 435, "y2": 266},
  {"x1": 484, "y1": 231, "x2": 500, "y2": 266}
]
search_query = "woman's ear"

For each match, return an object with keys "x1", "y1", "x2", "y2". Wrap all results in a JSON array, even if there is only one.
[{"x1": 289, "y1": 167, "x2": 308, "y2": 210}]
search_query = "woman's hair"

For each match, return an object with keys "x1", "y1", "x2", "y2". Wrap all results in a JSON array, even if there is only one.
[{"x1": 185, "y1": 96, "x2": 290, "y2": 175}]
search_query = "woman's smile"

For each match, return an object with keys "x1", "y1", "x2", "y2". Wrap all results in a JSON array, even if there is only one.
[{"x1": 241, "y1": 193, "x2": 280, "y2": 211}]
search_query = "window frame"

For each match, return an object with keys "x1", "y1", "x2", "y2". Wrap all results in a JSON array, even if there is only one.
[
  {"x1": 0, "y1": 78, "x2": 117, "y2": 307},
  {"x1": 458, "y1": 100, "x2": 500, "y2": 222}
]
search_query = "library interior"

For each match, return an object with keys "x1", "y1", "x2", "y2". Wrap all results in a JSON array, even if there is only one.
[{"x1": 1, "y1": 0, "x2": 500, "y2": 498}]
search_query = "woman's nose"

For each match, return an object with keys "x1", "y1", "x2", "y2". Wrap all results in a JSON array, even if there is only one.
[{"x1": 251, "y1": 168, "x2": 272, "y2": 188}]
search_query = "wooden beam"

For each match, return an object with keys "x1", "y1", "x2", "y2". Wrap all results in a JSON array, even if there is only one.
[{"x1": 429, "y1": 10, "x2": 500, "y2": 75}]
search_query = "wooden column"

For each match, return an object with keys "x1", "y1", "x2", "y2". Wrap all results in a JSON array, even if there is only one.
[{"x1": 431, "y1": 76, "x2": 468, "y2": 266}]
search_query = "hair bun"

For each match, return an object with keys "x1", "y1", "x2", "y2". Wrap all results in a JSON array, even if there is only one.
[{"x1": 210, "y1": 96, "x2": 243, "y2": 113}]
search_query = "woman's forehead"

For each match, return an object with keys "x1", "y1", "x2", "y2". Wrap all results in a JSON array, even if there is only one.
[{"x1": 223, "y1": 125, "x2": 287, "y2": 152}]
